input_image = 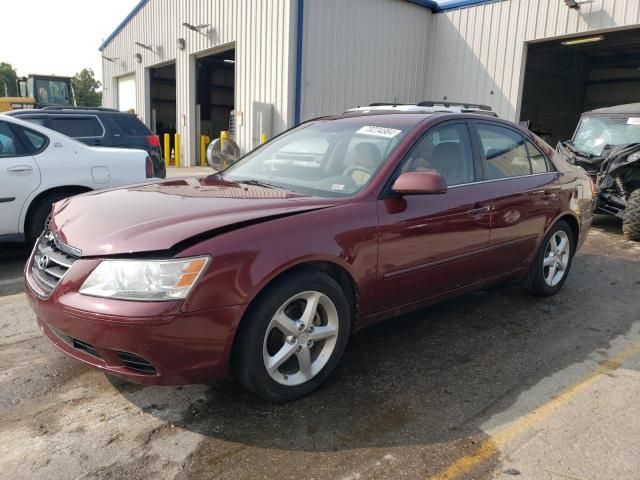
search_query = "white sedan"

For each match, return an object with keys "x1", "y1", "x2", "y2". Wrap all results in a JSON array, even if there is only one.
[{"x1": 0, "y1": 114, "x2": 156, "y2": 244}]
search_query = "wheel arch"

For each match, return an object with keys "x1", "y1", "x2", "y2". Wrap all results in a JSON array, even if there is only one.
[
  {"x1": 552, "y1": 212, "x2": 580, "y2": 251},
  {"x1": 22, "y1": 185, "x2": 92, "y2": 234},
  {"x1": 228, "y1": 259, "x2": 360, "y2": 368}
]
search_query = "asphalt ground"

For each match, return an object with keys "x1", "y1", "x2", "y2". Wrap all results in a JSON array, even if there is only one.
[{"x1": 1, "y1": 215, "x2": 639, "y2": 480}]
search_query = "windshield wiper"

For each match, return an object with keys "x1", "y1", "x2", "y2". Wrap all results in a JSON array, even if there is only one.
[{"x1": 237, "y1": 179, "x2": 284, "y2": 190}]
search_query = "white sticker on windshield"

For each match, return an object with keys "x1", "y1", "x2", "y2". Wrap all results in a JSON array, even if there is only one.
[
  {"x1": 627, "y1": 117, "x2": 640, "y2": 125},
  {"x1": 356, "y1": 126, "x2": 402, "y2": 138},
  {"x1": 331, "y1": 184, "x2": 346, "y2": 191}
]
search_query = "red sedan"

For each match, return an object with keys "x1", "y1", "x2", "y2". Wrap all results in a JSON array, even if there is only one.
[{"x1": 25, "y1": 112, "x2": 593, "y2": 402}]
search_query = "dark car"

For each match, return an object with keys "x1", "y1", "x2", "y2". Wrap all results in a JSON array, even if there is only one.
[
  {"x1": 25, "y1": 112, "x2": 593, "y2": 402},
  {"x1": 7, "y1": 107, "x2": 166, "y2": 178},
  {"x1": 557, "y1": 103, "x2": 640, "y2": 240}
]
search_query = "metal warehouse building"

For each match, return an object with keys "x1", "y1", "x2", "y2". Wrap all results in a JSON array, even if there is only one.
[{"x1": 100, "y1": 0, "x2": 640, "y2": 166}]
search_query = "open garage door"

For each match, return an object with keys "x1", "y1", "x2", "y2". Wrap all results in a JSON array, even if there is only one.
[
  {"x1": 520, "y1": 28, "x2": 640, "y2": 146},
  {"x1": 195, "y1": 48, "x2": 235, "y2": 164},
  {"x1": 149, "y1": 63, "x2": 176, "y2": 161}
]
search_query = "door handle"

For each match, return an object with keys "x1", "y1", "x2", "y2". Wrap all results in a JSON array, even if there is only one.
[
  {"x1": 7, "y1": 165, "x2": 33, "y2": 175},
  {"x1": 542, "y1": 193, "x2": 557, "y2": 201},
  {"x1": 467, "y1": 205, "x2": 493, "y2": 215}
]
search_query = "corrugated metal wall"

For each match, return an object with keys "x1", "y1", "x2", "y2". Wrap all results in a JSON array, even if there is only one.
[
  {"x1": 300, "y1": 0, "x2": 433, "y2": 120},
  {"x1": 102, "y1": 0, "x2": 296, "y2": 165},
  {"x1": 427, "y1": 0, "x2": 640, "y2": 121}
]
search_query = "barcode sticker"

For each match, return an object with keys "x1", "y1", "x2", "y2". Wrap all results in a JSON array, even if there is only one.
[
  {"x1": 356, "y1": 126, "x2": 402, "y2": 138},
  {"x1": 627, "y1": 117, "x2": 640, "y2": 125}
]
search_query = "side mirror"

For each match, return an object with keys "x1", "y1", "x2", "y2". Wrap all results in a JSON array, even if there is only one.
[{"x1": 391, "y1": 171, "x2": 448, "y2": 195}]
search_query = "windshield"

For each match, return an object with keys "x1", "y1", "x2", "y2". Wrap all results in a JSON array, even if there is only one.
[
  {"x1": 34, "y1": 79, "x2": 72, "y2": 106},
  {"x1": 572, "y1": 115, "x2": 640, "y2": 156},
  {"x1": 221, "y1": 120, "x2": 411, "y2": 197}
]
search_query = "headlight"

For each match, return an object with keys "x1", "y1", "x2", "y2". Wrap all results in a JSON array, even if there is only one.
[{"x1": 79, "y1": 256, "x2": 210, "y2": 301}]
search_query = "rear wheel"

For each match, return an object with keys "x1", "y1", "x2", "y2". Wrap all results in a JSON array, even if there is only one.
[
  {"x1": 523, "y1": 221, "x2": 574, "y2": 296},
  {"x1": 231, "y1": 270, "x2": 351, "y2": 402},
  {"x1": 623, "y1": 189, "x2": 640, "y2": 241},
  {"x1": 26, "y1": 192, "x2": 74, "y2": 245}
]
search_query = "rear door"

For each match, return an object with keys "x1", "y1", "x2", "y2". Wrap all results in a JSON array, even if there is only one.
[
  {"x1": 0, "y1": 121, "x2": 44, "y2": 235},
  {"x1": 472, "y1": 121, "x2": 561, "y2": 274},
  {"x1": 44, "y1": 115, "x2": 105, "y2": 146},
  {"x1": 376, "y1": 121, "x2": 495, "y2": 310}
]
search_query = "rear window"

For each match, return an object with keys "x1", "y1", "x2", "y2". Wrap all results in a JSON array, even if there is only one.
[
  {"x1": 112, "y1": 114, "x2": 150, "y2": 136},
  {"x1": 48, "y1": 116, "x2": 103, "y2": 137}
]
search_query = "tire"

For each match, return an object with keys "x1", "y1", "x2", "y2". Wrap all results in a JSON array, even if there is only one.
[
  {"x1": 231, "y1": 270, "x2": 351, "y2": 403},
  {"x1": 26, "y1": 192, "x2": 74, "y2": 245},
  {"x1": 523, "y1": 220, "x2": 575, "y2": 297},
  {"x1": 623, "y1": 189, "x2": 640, "y2": 241}
]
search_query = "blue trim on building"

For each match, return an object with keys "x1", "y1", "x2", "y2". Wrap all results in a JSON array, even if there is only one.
[
  {"x1": 294, "y1": 0, "x2": 304, "y2": 125},
  {"x1": 435, "y1": 0, "x2": 498, "y2": 12},
  {"x1": 99, "y1": 0, "x2": 150, "y2": 51},
  {"x1": 98, "y1": 0, "x2": 499, "y2": 53},
  {"x1": 405, "y1": 0, "x2": 440, "y2": 10}
]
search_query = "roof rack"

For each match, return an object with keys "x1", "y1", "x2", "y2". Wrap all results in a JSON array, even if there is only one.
[
  {"x1": 417, "y1": 100, "x2": 492, "y2": 111},
  {"x1": 41, "y1": 106, "x2": 120, "y2": 112},
  {"x1": 368, "y1": 102, "x2": 412, "y2": 107}
]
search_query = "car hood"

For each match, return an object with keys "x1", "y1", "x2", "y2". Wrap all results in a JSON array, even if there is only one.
[{"x1": 49, "y1": 176, "x2": 347, "y2": 256}]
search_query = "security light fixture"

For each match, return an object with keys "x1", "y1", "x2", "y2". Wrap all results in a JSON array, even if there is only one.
[
  {"x1": 183, "y1": 22, "x2": 210, "y2": 32},
  {"x1": 564, "y1": 0, "x2": 592, "y2": 9},
  {"x1": 177, "y1": 38, "x2": 186, "y2": 50},
  {"x1": 134, "y1": 53, "x2": 143, "y2": 63},
  {"x1": 561, "y1": 35, "x2": 604, "y2": 46},
  {"x1": 135, "y1": 41, "x2": 153, "y2": 51},
  {"x1": 223, "y1": 59, "x2": 235, "y2": 64},
  {"x1": 102, "y1": 56, "x2": 120, "y2": 63}
]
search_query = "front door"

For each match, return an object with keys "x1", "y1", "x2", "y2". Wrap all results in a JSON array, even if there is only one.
[
  {"x1": 377, "y1": 122, "x2": 493, "y2": 311},
  {"x1": 0, "y1": 120, "x2": 41, "y2": 236}
]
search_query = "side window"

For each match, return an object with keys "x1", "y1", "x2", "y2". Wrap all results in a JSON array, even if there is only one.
[
  {"x1": 0, "y1": 122, "x2": 26, "y2": 158},
  {"x1": 477, "y1": 124, "x2": 531, "y2": 179},
  {"x1": 401, "y1": 123, "x2": 475, "y2": 186},
  {"x1": 16, "y1": 126, "x2": 49, "y2": 154},
  {"x1": 525, "y1": 139, "x2": 549, "y2": 174},
  {"x1": 47, "y1": 116, "x2": 103, "y2": 138},
  {"x1": 16, "y1": 116, "x2": 46, "y2": 126}
]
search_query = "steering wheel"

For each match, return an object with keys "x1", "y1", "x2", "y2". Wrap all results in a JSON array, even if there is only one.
[{"x1": 343, "y1": 165, "x2": 373, "y2": 182}]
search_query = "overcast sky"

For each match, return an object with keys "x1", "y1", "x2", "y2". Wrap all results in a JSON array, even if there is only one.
[{"x1": 0, "y1": 0, "x2": 139, "y2": 83}]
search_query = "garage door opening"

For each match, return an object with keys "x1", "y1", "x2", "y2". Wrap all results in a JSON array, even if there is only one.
[
  {"x1": 520, "y1": 28, "x2": 640, "y2": 146},
  {"x1": 149, "y1": 63, "x2": 176, "y2": 160},
  {"x1": 195, "y1": 48, "x2": 235, "y2": 164}
]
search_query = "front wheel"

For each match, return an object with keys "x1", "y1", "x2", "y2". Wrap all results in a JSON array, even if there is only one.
[
  {"x1": 622, "y1": 189, "x2": 640, "y2": 241},
  {"x1": 231, "y1": 270, "x2": 351, "y2": 402},
  {"x1": 523, "y1": 221, "x2": 574, "y2": 296}
]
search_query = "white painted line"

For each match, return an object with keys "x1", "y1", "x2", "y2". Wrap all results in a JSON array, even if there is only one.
[{"x1": 0, "y1": 276, "x2": 24, "y2": 287}]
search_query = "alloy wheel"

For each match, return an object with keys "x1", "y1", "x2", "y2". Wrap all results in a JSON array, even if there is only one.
[
  {"x1": 543, "y1": 230, "x2": 571, "y2": 287},
  {"x1": 262, "y1": 291, "x2": 339, "y2": 386}
]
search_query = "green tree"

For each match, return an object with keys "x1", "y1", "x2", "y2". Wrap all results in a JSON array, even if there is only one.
[
  {"x1": 72, "y1": 68, "x2": 102, "y2": 107},
  {"x1": 0, "y1": 62, "x2": 18, "y2": 97}
]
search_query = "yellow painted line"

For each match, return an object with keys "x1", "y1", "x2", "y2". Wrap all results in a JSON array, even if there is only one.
[{"x1": 430, "y1": 341, "x2": 640, "y2": 480}]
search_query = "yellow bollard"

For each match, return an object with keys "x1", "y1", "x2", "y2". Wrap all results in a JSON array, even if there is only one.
[
  {"x1": 200, "y1": 135, "x2": 210, "y2": 166},
  {"x1": 260, "y1": 132, "x2": 268, "y2": 144},
  {"x1": 174, "y1": 133, "x2": 180, "y2": 167},
  {"x1": 163, "y1": 133, "x2": 171, "y2": 167}
]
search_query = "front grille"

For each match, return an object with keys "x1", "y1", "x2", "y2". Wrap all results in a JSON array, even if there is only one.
[
  {"x1": 117, "y1": 352, "x2": 157, "y2": 374},
  {"x1": 29, "y1": 230, "x2": 79, "y2": 297}
]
